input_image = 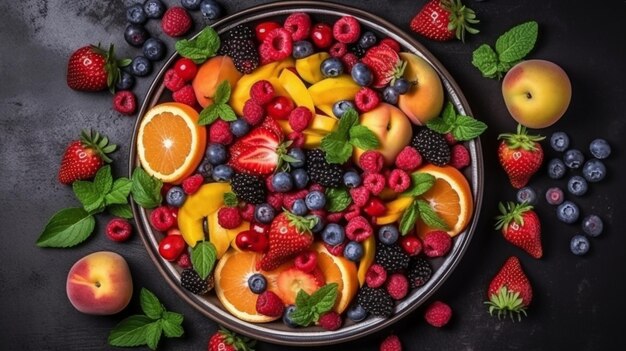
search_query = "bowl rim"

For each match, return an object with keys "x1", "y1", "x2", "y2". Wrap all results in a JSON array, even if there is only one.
[{"x1": 129, "y1": 0, "x2": 484, "y2": 346}]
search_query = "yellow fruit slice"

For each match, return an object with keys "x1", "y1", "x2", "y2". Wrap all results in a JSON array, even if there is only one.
[
  {"x1": 375, "y1": 196, "x2": 415, "y2": 225},
  {"x1": 278, "y1": 69, "x2": 315, "y2": 112},
  {"x1": 313, "y1": 243, "x2": 358, "y2": 313},
  {"x1": 295, "y1": 52, "x2": 330, "y2": 84},
  {"x1": 308, "y1": 76, "x2": 361, "y2": 116},
  {"x1": 309, "y1": 114, "x2": 338, "y2": 133},
  {"x1": 177, "y1": 183, "x2": 230, "y2": 249},
  {"x1": 206, "y1": 210, "x2": 249, "y2": 258},
  {"x1": 356, "y1": 236, "x2": 376, "y2": 287}
]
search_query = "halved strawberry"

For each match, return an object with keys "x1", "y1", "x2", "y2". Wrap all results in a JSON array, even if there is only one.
[
  {"x1": 276, "y1": 267, "x2": 323, "y2": 305},
  {"x1": 361, "y1": 43, "x2": 406, "y2": 88},
  {"x1": 228, "y1": 117, "x2": 289, "y2": 175}
]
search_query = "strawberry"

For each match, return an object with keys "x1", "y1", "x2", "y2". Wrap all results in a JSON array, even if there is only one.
[
  {"x1": 485, "y1": 256, "x2": 532, "y2": 321},
  {"x1": 361, "y1": 43, "x2": 405, "y2": 88},
  {"x1": 497, "y1": 124, "x2": 545, "y2": 189},
  {"x1": 58, "y1": 130, "x2": 117, "y2": 185},
  {"x1": 208, "y1": 327, "x2": 255, "y2": 351},
  {"x1": 66, "y1": 44, "x2": 129, "y2": 92},
  {"x1": 495, "y1": 202, "x2": 542, "y2": 259},
  {"x1": 409, "y1": 0, "x2": 479, "y2": 42},
  {"x1": 257, "y1": 211, "x2": 316, "y2": 271}
]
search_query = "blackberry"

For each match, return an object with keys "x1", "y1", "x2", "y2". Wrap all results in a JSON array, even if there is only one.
[
  {"x1": 407, "y1": 257, "x2": 432, "y2": 289},
  {"x1": 181, "y1": 269, "x2": 214, "y2": 294},
  {"x1": 374, "y1": 243, "x2": 410, "y2": 272},
  {"x1": 350, "y1": 44, "x2": 367, "y2": 58},
  {"x1": 357, "y1": 286, "x2": 394, "y2": 317},
  {"x1": 225, "y1": 24, "x2": 255, "y2": 41},
  {"x1": 305, "y1": 149, "x2": 343, "y2": 187},
  {"x1": 231, "y1": 173, "x2": 267, "y2": 204},
  {"x1": 227, "y1": 38, "x2": 259, "y2": 74},
  {"x1": 411, "y1": 128, "x2": 451, "y2": 166}
]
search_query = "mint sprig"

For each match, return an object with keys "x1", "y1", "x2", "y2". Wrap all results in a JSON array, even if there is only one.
[
  {"x1": 472, "y1": 21, "x2": 538, "y2": 79},
  {"x1": 175, "y1": 27, "x2": 220, "y2": 64},
  {"x1": 191, "y1": 240, "x2": 217, "y2": 279},
  {"x1": 290, "y1": 283, "x2": 338, "y2": 327},
  {"x1": 426, "y1": 102, "x2": 487, "y2": 141},
  {"x1": 398, "y1": 172, "x2": 448, "y2": 235},
  {"x1": 320, "y1": 108, "x2": 379, "y2": 164},
  {"x1": 130, "y1": 167, "x2": 163, "y2": 209},
  {"x1": 198, "y1": 80, "x2": 237, "y2": 125}
]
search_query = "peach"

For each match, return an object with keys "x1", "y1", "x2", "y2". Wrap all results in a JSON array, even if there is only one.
[
  {"x1": 353, "y1": 103, "x2": 413, "y2": 166},
  {"x1": 397, "y1": 52, "x2": 444, "y2": 125},
  {"x1": 192, "y1": 56, "x2": 242, "y2": 108},
  {"x1": 66, "y1": 251, "x2": 133, "y2": 315}
]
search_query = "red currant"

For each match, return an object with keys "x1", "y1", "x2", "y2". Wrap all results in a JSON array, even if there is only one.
[
  {"x1": 173, "y1": 57, "x2": 198, "y2": 82},
  {"x1": 400, "y1": 235, "x2": 422, "y2": 256},
  {"x1": 235, "y1": 230, "x2": 268, "y2": 252},
  {"x1": 266, "y1": 96, "x2": 295, "y2": 119},
  {"x1": 158, "y1": 235, "x2": 187, "y2": 261},
  {"x1": 255, "y1": 21, "x2": 281, "y2": 42},
  {"x1": 311, "y1": 23, "x2": 333, "y2": 48},
  {"x1": 363, "y1": 197, "x2": 386, "y2": 217}
]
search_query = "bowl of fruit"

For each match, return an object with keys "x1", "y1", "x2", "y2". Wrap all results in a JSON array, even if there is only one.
[{"x1": 130, "y1": 1, "x2": 484, "y2": 345}]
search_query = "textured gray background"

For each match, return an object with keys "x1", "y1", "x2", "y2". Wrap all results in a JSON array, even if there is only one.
[{"x1": 1, "y1": 0, "x2": 625, "y2": 350}]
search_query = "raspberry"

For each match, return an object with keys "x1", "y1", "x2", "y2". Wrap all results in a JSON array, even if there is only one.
[
  {"x1": 264, "y1": 175, "x2": 276, "y2": 193},
  {"x1": 266, "y1": 192, "x2": 284, "y2": 211},
  {"x1": 249, "y1": 80, "x2": 275, "y2": 106},
  {"x1": 340, "y1": 52, "x2": 359, "y2": 71},
  {"x1": 150, "y1": 206, "x2": 175, "y2": 231},
  {"x1": 256, "y1": 291, "x2": 285, "y2": 317},
  {"x1": 345, "y1": 215, "x2": 373, "y2": 242},
  {"x1": 380, "y1": 334, "x2": 402, "y2": 351},
  {"x1": 288, "y1": 106, "x2": 313, "y2": 132},
  {"x1": 388, "y1": 169, "x2": 411, "y2": 193},
  {"x1": 400, "y1": 235, "x2": 422, "y2": 256},
  {"x1": 164, "y1": 68, "x2": 186, "y2": 92},
  {"x1": 395, "y1": 146, "x2": 423, "y2": 172},
  {"x1": 359, "y1": 150, "x2": 384, "y2": 173},
  {"x1": 308, "y1": 183, "x2": 325, "y2": 193},
  {"x1": 113, "y1": 90, "x2": 137, "y2": 116},
  {"x1": 318, "y1": 311, "x2": 342, "y2": 331},
  {"x1": 354, "y1": 87, "x2": 380, "y2": 112},
  {"x1": 182, "y1": 173, "x2": 204, "y2": 194},
  {"x1": 240, "y1": 203, "x2": 255, "y2": 222},
  {"x1": 217, "y1": 207, "x2": 242, "y2": 229},
  {"x1": 449, "y1": 144, "x2": 470, "y2": 169},
  {"x1": 209, "y1": 119, "x2": 234, "y2": 145},
  {"x1": 242, "y1": 99, "x2": 265, "y2": 126},
  {"x1": 176, "y1": 252, "x2": 192, "y2": 269},
  {"x1": 324, "y1": 240, "x2": 347, "y2": 256},
  {"x1": 283, "y1": 12, "x2": 311, "y2": 41},
  {"x1": 283, "y1": 189, "x2": 308, "y2": 209},
  {"x1": 444, "y1": 132, "x2": 458, "y2": 145},
  {"x1": 287, "y1": 131, "x2": 305, "y2": 148},
  {"x1": 424, "y1": 301, "x2": 452, "y2": 327},
  {"x1": 379, "y1": 38, "x2": 401, "y2": 52},
  {"x1": 385, "y1": 273, "x2": 409, "y2": 300},
  {"x1": 329, "y1": 42, "x2": 348, "y2": 57},
  {"x1": 365, "y1": 263, "x2": 387, "y2": 288},
  {"x1": 106, "y1": 218, "x2": 133, "y2": 242},
  {"x1": 172, "y1": 84, "x2": 197, "y2": 107},
  {"x1": 344, "y1": 203, "x2": 362, "y2": 221},
  {"x1": 259, "y1": 28, "x2": 293, "y2": 63},
  {"x1": 326, "y1": 211, "x2": 345, "y2": 223},
  {"x1": 294, "y1": 250, "x2": 317, "y2": 273},
  {"x1": 333, "y1": 16, "x2": 361, "y2": 44},
  {"x1": 363, "y1": 173, "x2": 385, "y2": 195},
  {"x1": 349, "y1": 186, "x2": 371, "y2": 208},
  {"x1": 423, "y1": 230, "x2": 452, "y2": 257},
  {"x1": 161, "y1": 6, "x2": 191, "y2": 37}
]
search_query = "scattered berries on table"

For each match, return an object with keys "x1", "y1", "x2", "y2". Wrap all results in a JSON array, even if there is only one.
[
  {"x1": 567, "y1": 175, "x2": 588, "y2": 196},
  {"x1": 582, "y1": 159, "x2": 606, "y2": 182},
  {"x1": 124, "y1": 24, "x2": 150, "y2": 47},
  {"x1": 200, "y1": 0, "x2": 223, "y2": 20},
  {"x1": 105, "y1": 218, "x2": 133, "y2": 242},
  {"x1": 497, "y1": 125, "x2": 544, "y2": 189},
  {"x1": 379, "y1": 334, "x2": 402, "y2": 351},
  {"x1": 208, "y1": 327, "x2": 255, "y2": 351},
  {"x1": 516, "y1": 186, "x2": 537, "y2": 205},
  {"x1": 563, "y1": 149, "x2": 585, "y2": 169},
  {"x1": 424, "y1": 300, "x2": 452, "y2": 327},
  {"x1": 545, "y1": 187, "x2": 565, "y2": 206},
  {"x1": 589, "y1": 138, "x2": 611, "y2": 159},
  {"x1": 550, "y1": 131, "x2": 570, "y2": 152},
  {"x1": 113, "y1": 90, "x2": 137, "y2": 115},
  {"x1": 142, "y1": 37, "x2": 166, "y2": 61},
  {"x1": 556, "y1": 200, "x2": 580, "y2": 224},
  {"x1": 410, "y1": 0, "x2": 479, "y2": 42},
  {"x1": 570, "y1": 234, "x2": 590, "y2": 256},
  {"x1": 485, "y1": 256, "x2": 532, "y2": 320},
  {"x1": 547, "y1": 158, "x2": 566, "y2": 179},
  {"x1": 67, "y1": 44, "x2": 127, "y2": 92},
  {"x1": 58, "y1": 130, "x2": 116, "y2": 185},
  {"x1": 582, "y1": 214, "x2": 603, "y2": 237},
  {"x1": 495, "y1": 202, "x2": 543, "y2": 259},
  {"x1": 161, "y1": 6, "x2": 192, "y2": 37}
]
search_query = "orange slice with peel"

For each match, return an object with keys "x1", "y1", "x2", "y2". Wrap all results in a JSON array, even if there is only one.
[{"x1": 312, "y1": 243, "x2": 358, "y2": 314}]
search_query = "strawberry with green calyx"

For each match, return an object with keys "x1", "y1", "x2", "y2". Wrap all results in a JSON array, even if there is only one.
[
  {"x1": 410, "y1": 0, "x2": 480, "y2": 42},
  {"x1": 497, "y1": 124, "x2": 545, "y2": 189},
  {"x1": 485, "y1": 256, "x2": 532, "y2": 321},
  {"x1": 58, "y1": 130, "x2": 117, "y2": 185},
  {"x1": 208, "y1": 327, "x2": 256, "y2": 351},
  {"x1": 361, "y1": 43, "x2": 406, "y2": 88},
  {"x1": 495, "y1": 202, "x2": 542, "y2": 259},
  {"x1": 257, "y1": 211, "x2": 316, "y2": 271},
  {"x1": 67, "y1": 44, "x2": 130, "y2": 93}
]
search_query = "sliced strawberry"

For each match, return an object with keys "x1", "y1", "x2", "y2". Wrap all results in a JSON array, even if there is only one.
[
  {"x1": 232, "y1": 146, "x2": 280, "y2": 175},
  {"x1": 361, "y1": 43, "x2": 404, "y2": 88},
  {"x1": 276, "y1": 267, "x2": 323, "y2": 305},
  {"x1": 228, "y1": 117, "x2": 287, "y2": 175}
]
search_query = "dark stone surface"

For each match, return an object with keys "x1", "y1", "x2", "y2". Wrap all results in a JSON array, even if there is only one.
[{"x1": 1, "y1": 0, "x2": 625, "y2": 350}]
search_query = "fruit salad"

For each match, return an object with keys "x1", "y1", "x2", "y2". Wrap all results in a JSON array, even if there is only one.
[{"x1": 134, "y1": 11, "x2": 485, "y2": 331}]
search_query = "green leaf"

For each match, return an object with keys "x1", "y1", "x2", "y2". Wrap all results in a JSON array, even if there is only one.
[
  {"x1": 161, "y1": 317, "x2": 184, "y2": 338},
  {"x1": 104, "y1": 177, "x2": 132, "y2": 206},
  {"x1": 320, "y1": 134, "x2": 353, "y2": 164},
  {"x1": 36, "y1": 208, "x2": 95, "y2": 247},
  {"x1": 108, "y1": 315, "x2": 153, "y2": 347},
  {"x1": 213, "y1": 80, "x2": 231, "y2": 105},
  {"x1": 426, "y1": 117, "x2": 452, "y2": 134},
  {"x1": 349, "y1": 125, "x2": 379, "y2": 150},
  {"x1": 107, "y1": 203, "x2": 134, "y2": 219},
  {"x1": 162, "y1": 311, "x2": 184, "y2": 326},
  {"x1": 295, "y1": 289, "x2": 311, "y2": 309},
  {"x1": 495, "y1": 21, "x2": 538, "y2": 63},
  {"x1": 337, "y1": 108, "x2": 358, "y2": 138},
  {"x1": 131, "y1": 168, "x2": 163, "y2": 209},
  {"x1": 399, "y1": 200, "x2": 419, "y2": 235},
  {"x1": 416, "y1": 199, "x2": 449, "y2": 230},
  {"x1": 72, "y1": 181, "x2": 104, "y2": 214},
  {"x1": 191, "y1": 241, "x2": 217, "y2": 280},
  {"x1": 451, "y1": 115, "x2": 488, "y2": 141},
  {"x1": 223, "y1": 192, "x2": 239, "y2": 207},
  {"x1": 402, "y1": 173, "x2": 436, "y2": 197},
  {"x1": 441, "y1": 102, "x2": 456, "y2": 125},
  {"x1": 325, "y1": 187, "x2": 352, "y2": 212},
  {"x1": 145, "y1": 321, "x2": 162, "y2": 350},
  {"x1": 94, "y1": 165, "x2": 113, "y2": 195},
  {"x1": 290, "y1": 306, "x2": 315, "y2": 327},
  {"x1": 175, "y1": 27, "x2": 221, "y2": 64},
  {"x1": 216, "y1": 104, "x2": 237, "y2": 122},
  {"x1": 140, "y1": 288, "x2": 165, "y2": 320},
  {"x1": 198, "y1": 104, "x2": 220, "y2": 126},
  {"x1": 308, "y1": 283, "x2": 338, "y2": 313},
  {"x1": 472, "y1": 44, "x2": 499, "y2": 79}
]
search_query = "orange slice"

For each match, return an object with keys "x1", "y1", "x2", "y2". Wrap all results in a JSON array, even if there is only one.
[
  {"x1": 415, "y1": 164, "x2": 474, "y2": 238},
  {"x1": 313, "y1": 243, "x2": 358, "y2": 314},
  {"x1": 137, "y1": 102, "x2": 206, "y2": 184}
]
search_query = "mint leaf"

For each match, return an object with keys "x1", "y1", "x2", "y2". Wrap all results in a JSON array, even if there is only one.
[
  {"x1": 107, "y1": 203, "x2": 134, "y2": 219},
  {"x1": 36, "y1": 208, "x2": 95, "y2": 247},
  {"x1": 308, "y1": 283, "x2": 338, "y2": 311},
  {"x1": 325, "y1": 187, "x2": 352, "y2": 212},
  {"x1": 399, "y1": 200, "x2": 419, "y2": 235},
  {"x1": 291, "y1": 284, "x2": 338, "y2": 326},
  {"x1": 337, "y1": 108, "x2": 358, "y2": 138},
  {"x1": 426, "y1": 117, "x2": 451, "y2": 134},
  {"x1": 94, "y1": 165, "x2": 113, "y2": 195},
  {"x1": 131, "y1": 168, "x2": 163, "y2": 209},
  {"x1": 495, "y1": 21, "x2": 538, "y2": 63},
  {"x1": 198, "y1": 104, "x2": 220, "y2": 125},
  {"x1": 175, "y1": 27, "x2": 220, "y2": 64},
  {"x1": 349, "y1": 125, "x2": 379, "y2": 150},
  {"x1": 144, "y1": 321, "x2": 162, "y2": 350},
  {"x1": 140, "y1": 288, "x2": 165, "y2": 320},
  {"x1": 295, "y1": 289, "x2": 311, "y2": 309},
  {"x1": 320, "y1": 134, "x2": 353, "y2": 164},
  {"x1": 198, "y1": 81, "x2": 236, "y2": 125},
  {"x1": 72, "y1": 180, "x2": 104, "y2": 214},
  {"x1": 191, "y1": 241, "x2": 217, "y2": 279},
  {"x1": 108, "y1": 315, "x2": 153, "y2": 347},
  {"x1": 416, "y1": 200, "x2": 449, "y2": 230},
  {"x1": 162, "y1": 311, "x2": 184, "y2": 326},
  {"x1": 472, "y1": 44, "x2": 499, "y2": 79},
  {"x1": 216, "y1": 104, "x2": 237, "y2": 122},
  {"x1": 161, "y1": 317, "x2": 184, "y2": 338},
  {"x1": 290, "y1": 306, "x2": 315, "y2": 327},
  {"x1": 451, "y1": 115, "x2": 488, "y2": 141},
  {"x1": 223, "y1": 192, "x2": 238, "y2": 207},
  {"x1": 403, "y1": 173, "x2": 435, "y2": 197},
  {"x1": 213, "y1": 80, "x2": 231, "y2": 105},
  {"x1": 104, "y1": 178, "x2": 132, "y2": 206}
]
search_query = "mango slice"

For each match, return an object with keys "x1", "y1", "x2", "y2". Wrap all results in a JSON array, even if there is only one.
[
  {"x1": 295, "y1": 52, "x2": 330, "y2": 84},
  {"x1": 278, "y1": 69, "x2": 315, "y2": 112},
  {"x1": 308, "y1": 75, "x2": 361, "y2": 117}
]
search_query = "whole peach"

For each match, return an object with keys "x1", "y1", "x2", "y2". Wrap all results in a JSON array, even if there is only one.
[{"x1": 397, "y1": 52, "x2": 444, "y2": 125}]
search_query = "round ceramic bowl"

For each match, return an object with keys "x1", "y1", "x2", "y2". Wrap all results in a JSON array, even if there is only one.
[{"x1": 130, "y1": 1, "x2": 483, "y2": 346}]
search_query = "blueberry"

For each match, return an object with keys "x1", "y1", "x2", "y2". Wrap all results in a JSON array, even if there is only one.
[
  {"x1": 307, "y1": 214, "x2": 325, "y2": 233},
  {"x1": 206, "y1": 143, "x2": 228, "y2": 165},
  {"x1": 383, "y1": 86, "x2": 400, "y2": 104},
  {"x1": 254, "y1": 203, "x2": 275, "y2": 224},
  {"x1": 126, "y1": 4, "x2": 147, "y2": 24},
  {"x1": 358, "y1": 31, "x2": 377, "y2": 49},
  {"x1": 343, "y1": 241, "x2": 364, "y2": 261},
  {"x1": 142, "y1": 37, "x2": 166, "y2": 61},
  {"x1": 115, "y1": 71, "x2": 135, "y2": 91},
  {"x1": 321, "y1": 57, "x2": 344, "y2": 78},
  {"x1": 292, "y1": 40, "x2": 314, "y2": 59},
  {"x1": 144, "y1": 0, "x2": 166, "y2": 18},
  {"x1": 200, "y1": 0, "x2": 223, "y2": 20},
  {"x1": 283, "y1": 305, "x2": 299, "y2": 328},
  {"x1": 332, "y1": 100, "x2": 355, "y2": 118},
  {"x1": 516, "y1": 186, "x2": 538, "y2": 205},
  {"x1": 392, "y1": 78, "x2": 411, "y2": 94},
  {"x1": 567, "y1": 175, "x2": 588, "y2": 196},
  {"x1": 582, "y1": 159, "x2": 606, "y2": 182},
  {"x1": 124, "y1": 24, "x2": 149, "y2": 47},
  {"x1": 130, "y1": 56, "x2": 152, "y2": 77},
  {"x1": 343, "y1": 171, "x2": 362, "y2": 188},
  {"x1": 378, "y1": 225, "x2": 399, "y2": 245},
  {"x1": 547, "y1": 158, "x2": 566, "y2": 179},
  {"x1": 570, "y1": 235, "x2": 590, "y2": 256},
  {"x1": 230, "y1": 118, "x2": 250, "y2": 137},
  {"x1": 322, "y1": 223, "x2": 345, "y2": 246},
  {"x1": 166, "y1": 186, "x2": 186, "y2": 207},
  {"x1": 212, "y1": 164, "x2": 233, "y2": 182},
  {"x1": 305, "y1": 190, "x2": 326, "y2": 210},
  {"x1": 346, "y1": 303, "x2": 368, "y2": 322},
  {"x1": 291, "y1": 168, "x2": 309, "y2": 189},
  {"x1": 196, "y1": 157, "x2": 213, "y2": 179},
  {"x1": 181, "y1": 0, "x2": 203, "y2": 10},
  {"x1": 272, "y1": 171, "x2": 293, "y2": 193},
  {"x1": 351, "y1": 62, "x2": 373, "y2": 86},
  {"x1": 582, "y1": 214, "x2": 604, "y2": 237},
  {"x1": 589, "y1": 138, "x2": 611, "y2": 159},
  {"x1": 556, "y1": 201, "x2": 580, "y2": 224},
  {"x1": 550, "y1": 132, "x2": 570, "y2": 152},
  {"x1": 545, "y1": 187, "x2": 564, "y2": 206},
  {"x1": 563, "y1": 149, "x2": 585, "y2": 169},
  {"x1": 287, "y1": 148, "x2": 306, "y2": 168},
  {"x1": 247, "y1": 273, "x2": 267, "y2": 294},
  {"x1": 291, "y1": 199, "x2": 308, "y2": 216}
]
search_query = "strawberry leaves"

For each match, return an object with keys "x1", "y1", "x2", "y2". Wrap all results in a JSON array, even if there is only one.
[
  {"x1": 321, "y1": 108, "x2": 379, "y2": 164},
  {"x1": 198, "y1": 80, "x2": 237, "y2": 125}
]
